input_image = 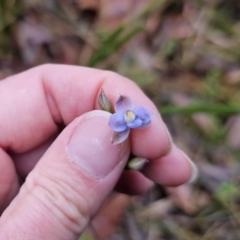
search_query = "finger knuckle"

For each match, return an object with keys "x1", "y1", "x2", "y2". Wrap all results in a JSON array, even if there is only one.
[{"x1": 25, "y1": 171, "x2": 91, "y2": 235}]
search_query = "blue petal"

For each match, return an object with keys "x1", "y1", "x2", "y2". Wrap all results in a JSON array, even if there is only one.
[
  {"x1": 137, "y1": 122, "x2": 151, "y2": 129},
  {"x1": 115, "y1": 95, "x2": 134, "y2": 113},
  {"x1": 127, "y1": 118, "x2": 143, "y2": 128},
  {"x1": 108, "y1": 112, "x2": 127, "y2": 132},
  {"x1": 133, "y1": 106, "x2": 151, "y2": 125},
  {"x1": 111, "y1": 128, "x2": 130, "y2": 145}
]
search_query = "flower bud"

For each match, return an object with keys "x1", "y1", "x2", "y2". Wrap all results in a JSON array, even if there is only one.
[
  {"x1": 128, "y1": 157, "x2": 148, "y2": 171},
  {"x1": 98, "y1": 89, "x2": 112, "y2": 113}
]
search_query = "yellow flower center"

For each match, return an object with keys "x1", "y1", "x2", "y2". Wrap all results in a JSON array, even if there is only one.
[{"x1": 124, "y1": 110, "x2": 135, "y2": 123}]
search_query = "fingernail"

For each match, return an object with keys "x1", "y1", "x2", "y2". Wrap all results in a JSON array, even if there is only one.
[
  {"x1": 179, "y1": 150, "x2": 198, "y2": 183},
  {"x1": 67, "y1": 111, "x2": 128, "y2": 179},
  {"x1": 164, "y1": 124, "x2": 173, "y2": 155}
]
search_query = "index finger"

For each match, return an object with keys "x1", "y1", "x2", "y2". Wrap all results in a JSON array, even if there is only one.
[{"x1": 0, "y1": 64, "x2": 170, "y2": 159}]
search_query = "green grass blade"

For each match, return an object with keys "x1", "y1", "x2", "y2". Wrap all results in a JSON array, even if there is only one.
[
  {"x1": 87, "y1": 25, "x2": 143, "y2": 67},
  {"x1": 160, "y1": 104, "x2": 240, "y2": 116}
]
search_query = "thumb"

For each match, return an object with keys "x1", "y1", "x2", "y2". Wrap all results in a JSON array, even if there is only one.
[{"x1": 0, "y1": 110, "x2": 129, "y2": 240}]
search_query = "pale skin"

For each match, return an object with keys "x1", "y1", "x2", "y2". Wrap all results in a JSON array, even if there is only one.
[{"x1": 0, "y1": 64, "x2": 194, "y2": 239}]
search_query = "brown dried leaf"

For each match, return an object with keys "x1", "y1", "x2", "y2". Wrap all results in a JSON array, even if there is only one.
[
  {"x1": 192, "y1": 113, "x2": 216, "y2": 134},
  {"x1": 166, "y1": 184, "x2": 197, "y2": 215},
  {"x1": 226, "y1": 115, "x2": 240, "y2": 148},
  {"x1": 225, "y1": 69, "x2": 240, "y2": 85},
  {"x1": 78, "y1": 0, "x2": 100, "y2": 11},
  {"x1": 98, "y1": 0, "x2": 151, "y2": 29},
  {"x1": 198, "y1": 163, "x2": 230, "y2": 192},
  {"x1": 16, "y1": 17, "x2": 51, "y2": 63},
  {"x1": 137, "y1": 198, "x2": 174, "y2": 219}
]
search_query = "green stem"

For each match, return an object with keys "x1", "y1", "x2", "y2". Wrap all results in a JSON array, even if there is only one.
[{"x1": 159, "y1": 104, "x2": 240, "y2": 116}]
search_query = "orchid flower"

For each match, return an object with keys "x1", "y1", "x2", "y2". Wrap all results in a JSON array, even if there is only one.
[{"x1": 108, "y1": 95, "x2": 152, "y2": 144}]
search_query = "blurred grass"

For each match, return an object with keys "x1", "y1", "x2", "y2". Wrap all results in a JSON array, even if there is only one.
[
  {"x1": 0, "y1": 0, "x2": 23, "y2": 56},
  {"x1": 2, "y1": 0, "x2": 240, "y2": 239},
  {"x1": 87, "y1": 25, "x2": 144, "y2": 67},
  {"x1": 160, "y1": 104, "x2": 240, "y2": 116},
  {"x1": 0, "y1": 0, "x2": 22, "y2": 31}
]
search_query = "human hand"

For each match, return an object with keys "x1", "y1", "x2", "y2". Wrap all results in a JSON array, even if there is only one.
[{"x1": 0, "y1": 64, "x2": 197, "y2": 239}]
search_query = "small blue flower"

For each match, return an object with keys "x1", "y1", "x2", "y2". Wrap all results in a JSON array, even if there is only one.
[{"x1": 109, "y1": 95, "x2": 152, "y2": 144}]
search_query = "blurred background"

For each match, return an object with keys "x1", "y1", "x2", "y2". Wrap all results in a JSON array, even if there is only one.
[{"x1": 2, "y1": 0, "x2": 240, "y2": 239}]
